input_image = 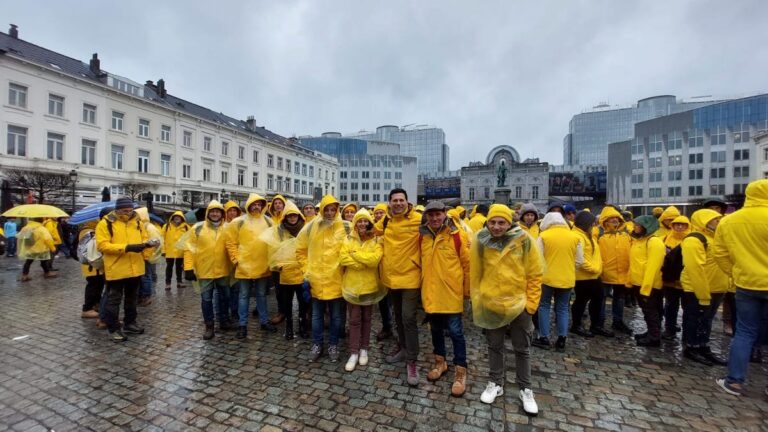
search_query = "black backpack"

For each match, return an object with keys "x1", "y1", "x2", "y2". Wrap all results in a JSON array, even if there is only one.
[{"x1": 661, "y1": 232, "x2": 707, "y2": 283}]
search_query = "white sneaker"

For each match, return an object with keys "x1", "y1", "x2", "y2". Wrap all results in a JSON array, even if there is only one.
[
  {"x1": 480, "y1": 381, "x2": 503, "y2": 404},
  {"x1": 359, "y1": 349, "x2": 369, "y2": 366},
  {"x1": 519, "y1": 388, "x2": 538, "y2": 415},
  {"x1": 345, "y1": 354, "x2": 359, "y2": 372}
]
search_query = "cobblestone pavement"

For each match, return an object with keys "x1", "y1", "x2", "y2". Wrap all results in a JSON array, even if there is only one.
[{"x1": 1, "y1": 257, "x2": 766, "y2": 432}]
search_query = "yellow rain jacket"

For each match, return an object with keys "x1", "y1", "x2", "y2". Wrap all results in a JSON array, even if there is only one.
[
  {"x1": 225, "y1": 193, "x2": 274, "y2": 279},
  {"x1": 713, "y1": 179, "x2": 768, "y2": 291},
  {"x1": 262, "y1": 201, "x2": 305, "y2": 285},
  {"x1": 517, "y1": 203, "x2": 540, "y2": 239},
  {"x1": 341, "y1": 203, "x2": 359, "y2": 221},
  {"x1": 470, "y1": 225, "x2": 543, "y2": 329},
  {"x1": 681, "y1": 209, "x2": 727, "y2": 305},
  {"x1": 96, "y1": 211, "x2": 153, "y2": 281},
  {"x1": 134, "y1": 207, "x2": 164, "y2": 264},
  {"x1": 182, "y1": 201, "x2": 232, "y2": 280},
  {"x1": 630, "y1": 216, "x2": 665, "y2": 296},
  {"x1": 598, "y1": 207, "x2": 631, "y2": 286},
  {"x1": 223, "y1": 201, "x2": 242, "y2": 223},
  {"x1": 447, "y1": 208, "x2": 473, "y2": 237},
  {"x1": 295, "y1": 195, "x2": 347, "y2": 300},
  {"x1": 420, "y1": 218, "x2": 470, "y2": 314},
  {"x1": 654, "y1": 206, "x2": 680, "y2": 239},
  {"x1": 267, "y1": 194, "x2": 287, "y2": 224},
  {"x1": 17, "y1": 220, "x2": 56, "y2": 261},
  {"x1": 373, "y1": 203, "x2": 388, "y2": 220},
  {"x1": 456, "y1": 205, "x2": 467, "y2": 220},
  {"x1": 663, "y1": 216, "x2": 691, "y2": 250},
  {"x1": 375, "y1": 203, "x2": 422, "y2": 289},
  {"x1": 43, "y1": 218, "x2": 62, "y2": 246},
  {"x1": 537, "y1": 212, "x2": 583, "y2": 289},
  {"x1": 575, "y1": 226, "x2": 602, "y2": 281},
  {"x1": 468, "y1": 213, "x2": 487, "y2": 234},
  {"x1": 339, "y1": 209, "x2": 386, "y2": 305},
  {"x1": 162, "y1": 211, "x2": 189, "y2": 259}
]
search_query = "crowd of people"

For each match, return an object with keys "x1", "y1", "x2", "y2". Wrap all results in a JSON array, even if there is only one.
[{"x1": 7, "y1": 178, "x2": 768, "y2": 413}]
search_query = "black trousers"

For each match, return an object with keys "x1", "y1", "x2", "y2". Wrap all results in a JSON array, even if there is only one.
[
  {"x1": 638, "y1": 287, "x2": 664, "y2": 340},
  {"x1": 276, "y1": 283, "x2": 308, "y2": 325},
  {"x1": 22, "y1": 259, "x2": 51, "y2": 275},
  {"x1": 663, "y1": 286, "x2": 683, "y2": 333},
  {"x1": 165, "y1": 258, "x2": 184, "y2": 284},
  {"x1": 83, "y1": 274, "x2": 105, "y2": 312},
  {"x1": 104, "y1": 277, "x2": 141, "y2": 332},
  {"x1": 572, "y1": 278, "x2": 604, "y2": 330}
]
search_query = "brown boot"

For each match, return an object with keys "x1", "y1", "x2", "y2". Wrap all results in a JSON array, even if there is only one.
[
  {"x1": 203, "y1": 322, "x2": 215, "y2": 340},
  {"x1": 427, "y1": 355, "x2": 448, "y2": 382},
  {"x1": 451, "y1": 365, "x2": 467, "y2": 397},
  {"x1": 44, "y1": 272, "x2": 58, "y2": 279},
  {"x1": 96, "y1": 319, "x2": 107, "y2": 329},
  {"x1": 21, "y1": 275, "x2": 32, "y2": 282},
  {"x1": 270, "y1": 313, "x2": 286, "y2": 325}
]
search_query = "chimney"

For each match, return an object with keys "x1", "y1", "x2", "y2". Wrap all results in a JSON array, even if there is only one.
[
  {"x1": 157, "y1": 79, "x2": 166, "y2": 98},
  {"x1": 89, "y1": 53, "x2": 100, "y2": 75},
  {"x1": 9, "y1": 24, "x2": 18, "y2": 39},
  {"x1": 145, "y1": 80, "x2": 155, "y2": 88},
  {"x1": 246, "y1": 116, "x2": 256, "y2": 131}
]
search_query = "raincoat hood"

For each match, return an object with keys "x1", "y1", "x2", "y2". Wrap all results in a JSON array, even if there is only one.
[
  {"x1": 223, "y1": 200, "x2": 242, "y2": 214},
  {"x1": 245, "y1": 193, "x2": 268, "y2": 216},
  {"x1": 268, "y1": 195, "x2": 286, "y2": 218},
  {"x1": 666, "y1": 215, "x2": 691, "y2": 242},
  {"x1": 539, "y1": 212, "x2": 568, "y2": 231},
  {"x1": 519, "y1": 203, "x2": 539, "y2": 220},
  {"x1": 169, "y1": 210, "x2": 187, "y2": 225},
  {"x1": 350, "y1": 208, "x2": 375, "y2": 239},
  {"x1": 281, "y1": 201, "x2": 304, "y2": 222},
  {"x1": 374, "y1": 203, "x2": 388, "y2": 214},
  {"x1": 690, "y1": 209, "x2": 721, "y2": 233},
  {"x1": 134, "y1": 207, "x2": 149, "y2": 222},
  {"x1": 660, "y1": 206, "x2": 681, "y2": 225},
  {"x1": 744, "y1": 179, "x2": 768, "y2": 208},
  {"x1": 456, "y1": 205, "x2": 466, "y2": 217},
  {"x1": 634, "y1": 215, "x2": 659, "y2": 237},
  {"x1": 205, "y1": 200, "x2": 225, "y2": 221},
  {"x1": 598, "y1": 206, "x2": 624, "y2": 229},
  {"x1": 341, "y1": 202, "x2": 359, "y2": 216},
  {"x1": 318, "y1": 195, "x2": 341, "y2": 220}
]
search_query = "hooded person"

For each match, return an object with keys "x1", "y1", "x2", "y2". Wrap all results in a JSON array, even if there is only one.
[
  {"x1": 224, "y1": 193, "x2": 277, "y2": 339},
  {"x1": 302, "y1": 201, "x2": 317, "y2": 224},
  {"x1": 518, "y1": 203, "x2": 541, "y2": 239},
  {"x1": 630, "y1": 215, "x2": 666, "y2": 347},
  {"x1": 570, "y1": 211, "x2": 612, "y2": 338},
  {"x1": 652, "y1": 207, "x2": 664, "y2": 219},
  {"x1": 261, "y1": 201, "x2": 308, "y2": 340},
  {"x1": 597, "y1": 206, "x2": 633, "y2": 334},
  {"x1": 339, "y1": 208, "x2": 385, "y2": 372},
  {"x1": 267, "y1": 194, "x2": 287, "y2": 224},
  {"x1": 371, "y1": 201, "x2": 394, "y2": 342},
  {"x1": 447, "y1": 208, "x2": 473, "y2": 236},
  {"x1": 341, "y1": 202, "x2": 359, "y2": 222},
  {"x1": 134, "y1": 207, "x2": 164, "y2": 306},
  {"x1": 563, "y1": 205, "x2": 577, "y2": 227},
  {"x1": 181, "y1": 200, "x2": 233, "y2": 340},
  {"x1": 532, "y1": 212, "x2": 583, "y2": 352},
  {"x1": 471, "y1": 204, "x2": 542, "y2": 414},
  {"x1": 468, "y1": 204, "x2": 489, "y2": 234},
  {"x1": 456, "y1": 205, "x2": 467, "y2": 221},
  {"x1": 702, "y1": 198, "x2": 727, "y2": 215},
  {"x1": 660, "y1": 215, "x2": 691, "y2": 340},
  {"x1": 18, "y1": 217, "x2": 57, "y2": 281},
  {"x1": 223, "y1": 201, "x2": 242, "y2": 223},
  {"x1": 296, "y1": 194, "x2": 348, "y2": 363},
  {"x1": 372, "y1": 203, "x2": 388, "y2": 223},
  {"x1": 655, "y1": 206, "x2": 681, "y2": 239},
  {"x1": 621, "y1": 210, "x2": 635, "y2": 233},
  {"x1": 162, "y1": 211, "x2": 189, "y2": 290}
]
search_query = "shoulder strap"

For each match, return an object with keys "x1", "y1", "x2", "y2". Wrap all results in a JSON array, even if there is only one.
[
  {"x1": 107, "y1": 220, "x2": 113, "y2": 237},
  {"x1": 685, "y1": 232, "x2": 708, "y2": 249},
  {"x1": 382, "y1": 215, "x2": 390, "y2": 231},
  {"x1": 195, "y1": 223, "x2": 203, "y2": 237},
  {"x1": 452, "y1": 232, "x2": 461, "y2": 256}
]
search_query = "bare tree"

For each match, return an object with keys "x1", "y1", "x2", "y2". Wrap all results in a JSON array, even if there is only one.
[
  {"x1": 118, "y1": 182, "x2": 151, "y2": 201},
  {"x1": 3, "y1": 168, "x2": 71, "y2": 204}
]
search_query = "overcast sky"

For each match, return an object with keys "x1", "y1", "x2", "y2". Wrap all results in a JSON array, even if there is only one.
[{"x1": 6, "y1": 1, "x2": 768, "y2": 169}]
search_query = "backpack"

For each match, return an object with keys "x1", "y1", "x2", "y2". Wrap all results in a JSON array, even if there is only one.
[
  {"x1": 661, "y1": 232, "x2": 707, "y2": 283},
  {"x1": 418, "y1": 231, "x2": 462, "y2": 256},
  {"x1": 77, "y1": 231, "x2": 104, "y2": 271}
]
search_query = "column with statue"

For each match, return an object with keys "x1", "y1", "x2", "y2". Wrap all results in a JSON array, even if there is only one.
[{"x1": 494, "y1": 159, "x2": 511, "y2": 204}]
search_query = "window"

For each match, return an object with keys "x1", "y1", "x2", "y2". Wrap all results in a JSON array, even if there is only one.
[
  {"x1": 351, "y1": 171, "x2": 359, "y2": 179},
  {"x1": 267, "y1": 154, "x2": 274, "y2": 168},
  {"x1": 82, "y1": 104, "x2": 96, "y2": 124},
  {"x1": 135, "y1": 119, "x2": 149, "y2": 138},
  {"x1": 309, "y1": 166, "x2": 314, "y2": 177},
  {"x1": 203, "y1": 136, "x2": 212, "y2": 152},
  {"x1": 734, "y1": 183, "x2": 748, "y2": 194},
  {"x1": 383, "y1": 182, "x2": 392, "y2": 190},
  {"x1": 8, "y1": 83, "x2": 27, "y2": 108},
  {"x1": 277, "y1": 176, "x2": 283, "y2": 192},
  {"x1": 468, "y1": 188, "x2": 475, "y2": 200},
  {"x1": 111, "y1": 111, "x2": 124, "y2": 131},
  {"x1": 351, "y1": 193, "x2": 358, "y2": 201},
  {"x1": 238, "y1": 146, "x2": 245, "y2": 160},
  {"x1": 688, "y1": 185, "x2": 703, "y2": 196},
  {"x1": 302, "y1": 181, "x2": 307, "y2": 195},
  {"x1": 649, "y1": 172, "x2": 662, "y2": 182},
  {"x1": 237, "y1": 168, "x2": 245, "y2": 186},
  {"x1": 294, "y1": 179, "x2": 300, "y2": 193},
  {"x1": 648, "y1": 136, "x2": 662, "y2": 153},
  {"x1": 733, "y1": 124, "x2": 751, "y2": 144},
  {"x1": 764, "y1": 147, "x2": 768, "y2": 161},
  {"x1": 137, "y1": 150, "x2": 149, "y2": 173},
  {"x1": 631, "y1": 141, "x2": 644, "y2": 155},
  {"x1": 361, "y1": 193, "x2": 369, "y2": 202},
  {"x1": 515, "y1": 186, "x2": 522, "y2": 199},
  {"x1": 631, "y1": 159, "x2": 644, "y2": 170},
  {"x1": 710, "y1": 151, "x2": 726, "y2": 163},
  {"x1": 668, "y1": 171, "x2": 682, "y2": 181},
  {"x1": 688, "y1": 169, "x2": 703, "y2": 180},
  {"x1": 203, "y1": 167, "x2": 211, "y2": 182},
  {"x1": 46, "y1": 133, "x2": 64, "y2": 160},
  {"x1": 81, "y1": 139, "x2": 96, "y2": 165},
  {"x1": 688, "y1": 130, "x2": 703, "y2": 148},
  {"x1": 710, "y1": 127, "x2": 726, "y2": 146},
  {"x1": 710, "y1": 184, "x2": 725, "y2": 195},
  {"x1": 221, "y1": 141, "x2": 229, "y2": 156},
  {"x1": 294, "y1": 162, "x2": 300, "y2": 175},
  {"x1": 161, "y1": 125, "x2": 171, "y2": 142},
  {"x1": 710, "y1": 167, "x2": 726, "y2": 179},
  {"x1": 649, "y1": 188, "x2": 662, "y2": 198},
  {"x1": 384, "y1": 171, "x2": 392, "y2": 179},
  {"x1": 532, "y1": 186, "x2": 539, "y2": 200},
  {"x1": 350, "y1": 182, "x2": 358, "y2": 190},
  {"x1": 648, "y1": 157, "x2": 662, "y2": 169},
  {"x1": 668, "y1": 187, "x2": 681, "y2": 197},
  {"x1": 372, "y1": 182, "x2": 380, "y2": 190},
  {"x1": 267, "y1": 174, "x2": 274, "y2": 190},
  {"x1": 667, "y1": 132, "x2": 682, "y2": 151},
  {"x1": 161, "y1": 154, "x2": 171, "y2": 177},
  {"x1": 111, "y1": 145, "x2": 124, "y2": 170},
  {"x1": 734, "y1": 166, "x2": 750, "y2": 178},
  {"x1": 302, "y1": 164, "x2": 308, "y2": 176},
  {"x1": 183, "y1": 131, "x2": 192, "y2": 147},
  {"x1": 631, "y1": 174, "x2": 644, "y2": 184},
  {"x1": 361, "y1": 182, "x2": 370, "y2": 190},
  {"x1": 286, "y1": 159, "x2": 291, "y2": 172},
  {"x1": 277, "y1": 157, "x2": 283, "y2": 170},
  {"x1": 373, "y1": 171, "x2": 382, "y2": 179},
  {"x1": 394, "y1": 172, "x2": 402, "y2": 180},
  {"x1": 252, "y1": 149, "x2": 259, "y2": 163},
  {"x1": 7, "y1": 125, "x2": 27, "y2": 156},
  {"x1": 361, "y1": 171, "x2": 370, "y2": 179},
  {"x1": 734, "y1": 149, "x2": 750, "y2": 161},
  {"x1": 631, "y1": 189, "x2": 643, "y2": 199},
  {"x1": 182, "y1": 161, "x2": 192, "y2": 179},
  {"x1": 668, "y1": 155, "x2": 682, "y2": 166},
  {"x1": 688, "y1": 153, "x2": 703, "y2": 164},
  {"x1": 48, "y1": 94, "x2": 64, "y2": 117},
  {"x1": 252, "y1": 172, "x2": 259, "y2": 188},
  {"x1": 483, "y1": 187, "x2": 491, "y2": 199}
]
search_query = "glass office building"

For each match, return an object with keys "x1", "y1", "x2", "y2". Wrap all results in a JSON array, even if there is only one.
[{"x1": 350, "y1": 125, "x2": 449, "y2": 174}]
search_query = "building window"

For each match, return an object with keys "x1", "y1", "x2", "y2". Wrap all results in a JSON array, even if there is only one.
[
  {"x1": 253, "y1": 149, "x2": 260, "y2": 163},
  {"x1": 394, "y1": 172, "x2": 402, "y2": 180},
  {"x1": 532, "y1": 186, "x2": 539, "y2": 200},
  {"x1": 668, "y1": 155, "x2": 682, "y2": 166},
  {"x1": 631, "y1": 141, "x2": 643, "y2": 155},
  {"x1": 182, "y1": 162, "x2": 192, "y2": 179},
  {"x1": 203, "y1": 167, "x2": 211, "y2": 182},
  {"x1": 649, "y1": 172, "x2": 662, "y2": 182},
  {"x1": 668, "y1": 186, "x2": 681, "y2": 197},
  {"x1": 648, "y1": 136, "x2": 662, "y2": 153},
  {"x1": 710, "y1": 167, "x2": 726, "y2": 179},
  {"x1": 286, "y1": 159, "x2": 292, "y2": 172},
  {"x1": 710, "y1": 151, "x2": 726, "y2": 163},
  {"x1": 267, "y1": 174, "x2": 274, "y2": 190},
  {"x1": 688, "y1": 185, "x2": 703, "y2": 196},
  {"x1": 734, "y1": 183, "x2": 748, "y2": 194},
  {"x1": 267, "y1": 154, "x2": 274, "y2": 168},
  {"x1": 203, "y1": 136, "x2": 212, "y2": 152},
  {"x1": 688, "y1": 153, "x2": 703, "y2": 164},
  {"x1": 111, "y1": 111, "x2": 124, "y2": 131},
  {"x1": 631, "y1": 159, "x2": 644, "y2": 170},
  {"x1": 138, "y1": 150, "x2": 149, "y2": 173},
  {"x1": 734, "y1": 149, "x2": 750, "y2": 161},
  {"x1": 238, "y1": 146, "x2": 245, "y2": 160},
  {"x1": 161, "y1": 125, "x2": 171, "y2": 142},
  {"x1": 309, "y1": 166, "x2": 314, "y2": 177},
  {"x1": 301, "y1": 181, "x2": 307, "y2": 195},
  {"x1": 237, "y1": 168, "x2": 245, "y2": 186},
  {"x1": 136, "y1": 119, "x2": 149, "y2": 138},
  {"x1": 384, "y1": 172, "x2": 392, "y2": 179},
  {"x1": 48, "y1": 94, "x2": 64, "y2": 117},
  {"x1": 351, "y1": 171, "x2": 359, "y2": 180},
  {"x1": 81, "y1": 139, "x2": 96, "y2": 165},
  {"x1": 667, "y1": 132, "x2": 682, "y2": 151},
  {"x1": 351, "y1": 193, "x2": 358, "y2": 201},
  {"x1": 294, "y1": 179, "x2": 300, "y2": 193},
  {"x1": 709, "y1": 184, "x2": 725, "y2": 195},
  {"x1": 183, "y1": 131, "x2": 192, "y2": 147},
  {"x1": 111, "y1": 145, "x2": 124, "y2": 170},
  {"x1": 688, "y1": 130, "x2": 703, "y2": 148},
  {"x1": 277, "y1": 157, "x2": 283, "y2": 170},
  {"x1": 350, "y1": 182, "x2": 358, "y2": 190},
  {"x1": 161, "y1": 154, "x2": 171, "y2": 177},
  {"x1": 302, "y1": 164, "x2": 308, "y2": 176},
  {"x1": 631, "y1": 189, "x2": 643, "y2": 199},
  {"x1": 7, "y1": 125, "x2": 27, "y2": 156},
  {"x1": 484, "y1": 187, "x2": 490, "y2": 199},
  {"x1": 221, "y1": 141, "x2": 229, "y2": 156},
  {"x1": 82, "y1": 103, "x2": 96, "y2": 124},
  {"x1": 252, "y1": 172, "x2": 259, "y2": 188},
  {"x1": 668, "y1": 171, "x2": 682, "y2": 181},
  {"x1": 631, "y1": 174, "x2": 644, "y2": 184},
  {"x1": 764, "y1": 147, "x2": 768, "y2": 161},
  {"x1": 8, "y1": 83, "x2": 27, "y2": 108},
  {"x1": 710, "y1": 127, "x2": 726, "y2": 146},
  {"x1": 733, "y1": 124, "x2": 751, "y2": 144},
  {"x1": 688, "y1": 169, "x2": 703, "y2": 180},
  {"x1": 734, "y1": 166, "x2": 750, "y2": 178},
  {"x1": 515, "y1": 186, "x2": 522, "y2": 199},
  {"x1": 46, "y1": 133, "x2": 64, "y2": 160},
  {"x1": 648, "y1": 157, "x2": 663, "y2": 169},
  {"x1": 294, "y1": 162, "x2": 301, "y2": 175}
]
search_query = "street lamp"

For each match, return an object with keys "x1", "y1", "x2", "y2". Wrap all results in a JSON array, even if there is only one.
[
  {"x1": 69, "y1": 169, "x2": 78, "y2": 214},
  {"x1": 172, "y1": 191, "x2": 176, "y2": 205},
  {"x1": 220, "y1": 188, "x2": 226, "y2": 201}
]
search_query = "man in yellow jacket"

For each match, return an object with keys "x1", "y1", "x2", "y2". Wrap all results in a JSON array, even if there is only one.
[
  {"x1": 225, "y1": 193, "x2": 277, "y2": 339},
  {"x1": 224, "y1": 200, "x2": 242, "y2": 223},
  {"x1": 467, "y1": 204, "x2": 488, "y2": 233},
  {"x1": 661, "y1": 215, "x2": 690, "y2": 340},
  {"x1": 597, "y1": 206, "x2": 633, "y2": 334},
  {"x1": 371, "y1": 202, "x2": 393, "y2": 341},
  {"x1": 96, "y1": 197, "x2": 157, "y2": 342},
  {"x1": 267, "y1": 194, "x2": 286, "y2": 224},
  {"x1": 654, "y1": 206, "x2": 680, "y2": 239},
  {"x1": 296, "y1": 195, "x2": 347, "y2": 363},
  {"x1": 471, "y1": 204, "x2": 542, "y2": 415},
  {"x1": 419, "y1": 201, "x2": 470, "y2": 396},
  {"x1": 376, "y1": 188, "x2": 422, "y2": 385},
  {"x1": 714, "y1": 179, "x2": 768, "y2": 396},
  {"x1": 183, "y1": 201, "x2": 232, "y2": 340},
  {"x1": 629, "y1": 215, "x2": 666, "y2": 347},
  {"x1": 162, "y1": 211, "x2": 189, "y2": 290}
]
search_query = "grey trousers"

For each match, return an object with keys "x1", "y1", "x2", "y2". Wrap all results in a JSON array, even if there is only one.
[
  {"x1": 390, "y1": 288, "x2": 421, "y2": 362},
  {"x1": 486, "y1": 311, "x2": 534, "y2": 389}
]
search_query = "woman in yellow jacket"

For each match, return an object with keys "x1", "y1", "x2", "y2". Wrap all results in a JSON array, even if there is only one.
[
  {"x1": 654, "y1": 206, "x2": 680, "y2": 239},
  {"x1": 629, "y1": 215, "x2": 666, "y2": 347},
  {"x1": 679, "y1": 209, "x2": 729, "y2": 366},
  {"x1": 517, "y1": 203, "x2": 541, "y2": 239},
  {"x1": 162, "y1": 211, "x2": 189, "y2": 290},
  {"x1": 339, "y1": 209, "x2": 385, "y2": 372},
  {"x1": 223, "y1": 200, "x2": 242, "y2": 223},
  {"x1": 302, "y1": 202, "x2": 317, "y2": 224},
  {"x1": 661, "y1": 215, "x2": 690, "y2": 339},
  {"x1": 597, "y1": 206, "x2": 633, "y2": 334},
  {"x1": 182, "y1": 201, "x2": 233, "y2": 340},
  {"x1": 296, "y1": 194, "x2": 347, "y2": 363},
  {"x1": 18, "y1": 218, "x2": 57, "y2": 281},
  {"x1": 533, "y1": 212, "x2": 583, "y2": 351},
  {"x1": 341, "y1": 202, "x2": 358, "y2": 222}
]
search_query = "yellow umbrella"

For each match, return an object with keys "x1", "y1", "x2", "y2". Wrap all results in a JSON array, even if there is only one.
[{"x1": 2, "y1": 204, "x2": 69, "y2": 218}]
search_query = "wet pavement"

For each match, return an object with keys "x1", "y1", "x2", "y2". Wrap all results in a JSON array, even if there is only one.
[{"x1": 0, "y1": 257, "x2": 766, "y2": 432}]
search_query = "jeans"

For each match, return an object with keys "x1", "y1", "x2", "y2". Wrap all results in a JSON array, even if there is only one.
[
  {"x1": 538, "y1": 285, "x2": 572, "y2": 339},
  {"x1": 391, "y1": 288, "x2": 421, "y2": 362},
  {"x1": 681, "y1": 292, "x2": 706, "y2": 347},
  {"x1": 348, "y1": 304, "x2": 373, "y2": 353},
  {"x1": 83, "y1": 274, "x2": 104, "y2": 312},
  {"x1": 165, "y1": 258, "x2": 184, "y2": 285},
  {"x1": 726, "y1": 288, "x2": 768, "y2": 384},
  {"x1": 201, "y1": 278, "x2": 230, "y2": 324},
  {"x1": 663, "y1": 286, "x2": 683, "y2": 334},
  {"x1": 139, "y1": 261, "x2": 156, "y2": 298},
  {"x1": 601, "y1": 283, "x2": 627, "y2": 326},
  {"x1": 571, "y1": 279, "x2": 604, "y2": 330},
  {"x1": 702, "y1": 293, "x2": 724, "y2": 345},
  {"x1": 638, "y1": 287, "x2": 664, "y2": 340},
  {"x1": 104, "y1": 277, "x2": 141, "y2": 332},
  {"x1": 312, "y1": 298, "x2": 344, "y2": 346},
  {"x1": 487, "y1": 311, "x2": 534, "y2": 388},
  {"x1": 6, "y1": 237, "x2": 16, "y2": 256},
  {"x1": 238, "y1": 277, "x2": 269, "y2": 326},
  {"x1": 430, "y1": 313, "x2": 467, "y2": 367},
  {"x1": 22, "y1": 259, "x2": 51, "y2": 275},
  {"x1": 378, "y1": 294, "x2": 393, "y2": 331}
]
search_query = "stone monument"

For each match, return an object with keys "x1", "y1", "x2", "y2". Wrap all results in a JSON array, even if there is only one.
[{"x1": 494, "y1": 159, "x2": 511, "y2": 204}]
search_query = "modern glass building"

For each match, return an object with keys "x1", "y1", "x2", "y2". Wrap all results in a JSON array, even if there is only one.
[{"x1": 349, "y1": 125, "x2": 449, "y2": 174}]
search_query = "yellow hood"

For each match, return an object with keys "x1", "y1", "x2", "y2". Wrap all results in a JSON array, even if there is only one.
[
  {"x1": 660, "y1": 206, "x2": 681, "y2": 226},
  {"x1": 665, "y1": 215, "x2": 691, "y2": 245},
  {"x1": 374, "y1": 203, "x2": 388, "y2": 214},
  {"x1": 282, "y1": 200, "x2": 304, "y2": 221},
  {"x1": 168, "y1": 210, "x2": 187, "y2": 224},
  {"x1": 134, "y1": 207, "x2": 149, "y2": 222},
  {"x1": 598, "y1": 206, "x2": 624, "y2": 229},
  {"x1": 456, "y1": 205, "x2": 466, "y2": 217},
  {"x1": 223, "y1": 200, "x2": 241, "y2": 213},
  {"x1": 318, "y1": 195, "x2": 341, "y2": 220},
  {"x1": 341, "y1": 202, "x2": 359, "y2": 217},
  {"x1": 744, "y1": 179, "x2": 768, "y2": 208},
  {"x1": 690, "y1": 209, "x2": 721, "y2": 234},
  {"x1": 205, "y1": 200, "x2": 225, "y2": 220},
  {"x1": 268, "y1": 194, "x2": 286, "y2": 218},
  {"x1": 245, "y1": 193, "x2": 267, "y2": 216},
  {"x1": 350, "y1": 208, "x2": 374, "y2": 238}
]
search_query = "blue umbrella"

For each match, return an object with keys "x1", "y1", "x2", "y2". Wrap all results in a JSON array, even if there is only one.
[
  {"x1": 68, "y1": 200, "x2": 137, "y2": 225},
  {"x1": 148, "y1": 213, "x2": 165, "y2": 225}
]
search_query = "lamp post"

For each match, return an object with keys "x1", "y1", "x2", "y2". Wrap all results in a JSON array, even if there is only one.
[
  {"x1": 172, "y1": 191, "x2": 176, "y2": 205},
  {"x1": 69, "y1": 169, "x2": 78, "y2": 214},
  {"x1": 220, "y1": 188, "x2": 226, "y2": 201}
]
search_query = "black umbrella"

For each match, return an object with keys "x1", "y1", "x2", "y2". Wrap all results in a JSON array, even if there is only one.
[{"x1": 101, "y1": 187, "x2": 111, "y2": 202}]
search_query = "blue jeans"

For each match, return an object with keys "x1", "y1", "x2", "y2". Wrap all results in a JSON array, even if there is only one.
[
  {"x1": 238, "y1": 278, "x2": 269, "y2": 326},
  {"x1": 601, "y1": 284, "x2": 626, "y2": 325},
  {"x1": 538, "y1": 285, "x2": 572, "y2": 339},
  {"x1": 726, "y1": 288, "x2": 768, "y2": 384},
  {"x1": 429, "y1": 313, "x2": 467, "y2": 367},
  {"x1": 201, "y1": 278, "x2": 230, "y2": 324},
  {"x1": 140, "y1": 261, "x2": 156, "y2": 298},
  {"x1": 229, "y1": 284, "x2": 239, "y2": 320},
  {"x1": 6, "y1": 237, "x2": 17, "y2": 256},
  {"x1": 312, "y1": 298, "x2": 343, "y2": 346}
]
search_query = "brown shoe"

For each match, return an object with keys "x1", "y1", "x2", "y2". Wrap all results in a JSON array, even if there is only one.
[
  {"x1": 270, "y1": 313, "x2": 286, "y2": 325},
  {"x1": 427, "y1": 355, "x2": 448, "y2": 382},
  {"x1": 44, "y1": 272, "x2": 58, "y2": 279},
  {"x1": 96, "y1": 319, "x2": 107, "y2": 329},
  {"x1": 165, "y1": 284, "x2": 172, "y2": 291},
  {"x1": 138, "y1": 297, "x2": 152, "y2": 307},
  {"x1": 177, "y1": 283, "x2": 187, "y2": 289},
  {"x1": 21, "y1": 275, "x2": 32, "y2": 282},
  {"x1": 451, "y1": 365, "x2": 467, "y2": 397},
  {"x1": 81, "y1": 310, "x2": 99, "y2": 319}
]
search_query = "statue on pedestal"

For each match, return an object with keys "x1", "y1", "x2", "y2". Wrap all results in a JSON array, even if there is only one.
[{"x1": 496, "y1": 159, "x2": 507, "y2": 187}]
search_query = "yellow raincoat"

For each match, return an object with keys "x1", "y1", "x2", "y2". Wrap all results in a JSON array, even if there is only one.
[
  {"x1": 663, "y1": 215, "x2": 691, "y2": 250},
  {"x1": 681, "y1": 209, "x2": 727, "y2": 305},
  {"x1": 575, "y1": 226, "x2": 602, "y2": 281},
  {"x1": 339, "y1": 209, "x2": 386, "y2": 305},
  {"x1": 420, "y1": 218, "x2": 470, "y2": 314},
  {"x1": 375, "y1": 203, "x2": 422, "y2": 289},
  {"x1": 341, "y1": 203, "x2": 359, "y2": 222},
  {"x1": 713, "y1": 179, "x2": 768, "y2": 291},
  {"x1": 261, "y1": 201, "x2": 305, "y2": 285},
  {"x1": 43, "y1": 218, "x2": 62, "y2": 246},
  {"x1": 223, "y1": 200, "x2": 242, "y2": 223},
  {"x1": 134, "y1": 207, "x2": 164, "y2": 264},
  {"x1": 598, "y1": 207, "x2": 631, "y2": 286},
  {"x1": 162, "y1": 211, "x2": 189, "y2": 259},
  {"x1": 468, "y1": 213, "x2": 487, "y2": 234},
  {"x1": 267, "y1": 194, "x2": 287, "y2": 224},
  {"x1": 96, "y1": 211, "x2": 153, "y2": 281},
  {"x1": 630, "y1": 215, "x2": 665, "y2": 296},
  {"x1": 225, "y1": 193, "x2": 274, "y2": 280},
  {"x1": 537, "y1": 212, "x2": 582, "y2": 289},
  {"x1": 654, "y1": 206, "x2": 680, "y2": 239},
  {"x1": 295, "y1": 195, "x2": 347, "y2": 300},
  {"x1": 182, "y1": 200, "x2": 232, "y2": 280},
  {"x1": 17, "y1": 220, "x2": 56, "y2": 261},
  {"x1": 447, "y1": 208, "x2": 473, "y2": 236}
]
